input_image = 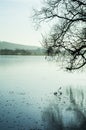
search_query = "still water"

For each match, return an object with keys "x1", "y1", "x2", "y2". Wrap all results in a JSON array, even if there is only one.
[{"x1": 0, "y1": 56, "x2": 86, "y2": 130}]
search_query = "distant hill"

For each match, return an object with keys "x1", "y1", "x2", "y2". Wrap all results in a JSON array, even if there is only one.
[
  {"x1": 0, "y1": 41, "x2": 46, "y2": 55},
  {"x1": 0, "y1": 41, "x2": 41, "y2": 50}
]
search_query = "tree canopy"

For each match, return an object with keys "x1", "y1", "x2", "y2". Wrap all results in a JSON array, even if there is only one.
[{"x1": 33, "y1": 0, "x2": 86, "y2": 70}]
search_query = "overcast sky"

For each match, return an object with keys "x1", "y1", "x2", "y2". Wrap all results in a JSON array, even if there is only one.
[{"x1": 0, "y1": 0, "x2": 47, "y2": 46}]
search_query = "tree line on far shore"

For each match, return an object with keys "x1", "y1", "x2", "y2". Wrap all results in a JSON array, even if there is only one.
[{"x1": 0, "y1": 49, "x2": 45, "y2": 55}]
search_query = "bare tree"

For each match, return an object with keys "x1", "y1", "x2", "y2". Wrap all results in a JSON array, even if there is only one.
[{"x1": 33, "y1": 0, "x2": 86, "y2": 70}]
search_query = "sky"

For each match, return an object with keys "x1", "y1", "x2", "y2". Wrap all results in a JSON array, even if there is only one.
[{"x1": 0, "y1": 0, "x2": 47, "y2": 46}]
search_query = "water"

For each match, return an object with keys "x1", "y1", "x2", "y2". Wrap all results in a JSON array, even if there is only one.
[{"x1": 0, "y1": 55, "x2": 86, "y2": 130}]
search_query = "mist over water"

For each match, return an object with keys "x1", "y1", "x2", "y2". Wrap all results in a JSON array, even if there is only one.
[{"x1": 0, "y1": 56, "x2": 86, "y2": 130}]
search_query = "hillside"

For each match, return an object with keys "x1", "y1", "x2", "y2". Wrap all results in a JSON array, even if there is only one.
[
  {"x1": 0, "y1": 41, "x2": 45, "y2": 55},
  {"x1": 0, "y1": 41, "x2": 41, "y2": 50}
]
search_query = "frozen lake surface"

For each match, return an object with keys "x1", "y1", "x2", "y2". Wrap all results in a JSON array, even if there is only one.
[{"x1": 0, "y1": 56, "x2": 86, "y2": 130}]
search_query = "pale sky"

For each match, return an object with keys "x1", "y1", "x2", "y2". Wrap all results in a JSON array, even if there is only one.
[{"x1": 0, "y1": 0, "x2": 48, "y2": 46}]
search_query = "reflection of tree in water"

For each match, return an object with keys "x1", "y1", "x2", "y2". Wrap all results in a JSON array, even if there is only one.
[{"x1": 42, "y1": 87, "x2": 86, "y2": 130}]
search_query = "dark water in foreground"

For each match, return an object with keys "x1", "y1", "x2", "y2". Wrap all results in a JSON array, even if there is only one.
[{"x1": 0, "y1": 56, "x2": 86, "y2": 130}]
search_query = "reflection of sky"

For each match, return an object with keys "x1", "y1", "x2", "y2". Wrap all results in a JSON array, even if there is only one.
[
  {"x1": 0, "y1": 0, "x2": 44, "y2": 46},
  {"x1": 0, "y1": 56, "x2": 86, "y2": 129}
]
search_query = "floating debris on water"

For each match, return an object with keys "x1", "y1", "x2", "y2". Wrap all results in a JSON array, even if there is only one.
[{"x1": 54, "y1": 92, "x2": 57, "y2": 96}]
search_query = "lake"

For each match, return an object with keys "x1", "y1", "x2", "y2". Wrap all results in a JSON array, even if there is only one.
[{"x1": 0, "y1": 56, "x2": 86, "y2": 130}]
